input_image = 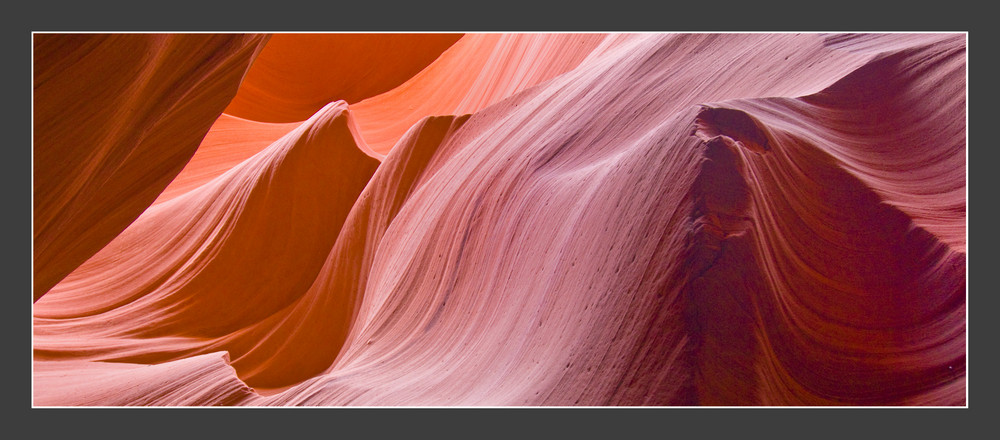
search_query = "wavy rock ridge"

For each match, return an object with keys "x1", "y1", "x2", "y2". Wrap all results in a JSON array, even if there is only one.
[{"x1": 33, "y1": 32, "x2": 966, "y2": 406}]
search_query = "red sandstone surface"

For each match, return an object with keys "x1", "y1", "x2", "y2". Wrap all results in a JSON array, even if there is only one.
[
  {"x1": 32, "y1": 33, "x2": 966, "y2": 406},
  {"x1": 33, "y1": 34, "x2": 270, "y2": 300}
]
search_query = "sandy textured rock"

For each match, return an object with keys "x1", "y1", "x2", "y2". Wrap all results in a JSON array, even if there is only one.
[{"x1": 33, "y1": 33, "x2": 965, "y2": 406}]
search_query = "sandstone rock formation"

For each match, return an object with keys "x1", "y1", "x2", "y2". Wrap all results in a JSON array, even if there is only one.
[
  {"x1": 33, "y1": 33, "x2": 270, "y2": 300},
  {"x1": 33, "y1": 33, "x2": 966, "y2": 406}
]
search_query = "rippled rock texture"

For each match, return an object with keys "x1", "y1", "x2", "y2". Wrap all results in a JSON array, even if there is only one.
[{"x1": 33, "y1": 33, "x2": 966, "y2": 406}]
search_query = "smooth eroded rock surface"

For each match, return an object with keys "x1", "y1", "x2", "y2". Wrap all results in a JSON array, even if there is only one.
[
  {"x1": 33, "y1": 33, "x2": 965, "y2": 406},
  {"x1": 33, "y1": 33, "x2": 270, "y2": 300}
]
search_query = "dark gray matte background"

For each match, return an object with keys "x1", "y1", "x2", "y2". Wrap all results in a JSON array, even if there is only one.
[{"x1": 9, "y1": 0, "x2": 988, "y2": 437}]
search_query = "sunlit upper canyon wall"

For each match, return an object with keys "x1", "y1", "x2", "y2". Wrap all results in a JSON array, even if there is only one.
[{"x1": 32, "y1": 32, "x2": 966, "y2": 406}]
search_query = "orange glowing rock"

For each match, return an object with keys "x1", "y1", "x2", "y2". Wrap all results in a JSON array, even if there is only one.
[{"x1": 223, "y1": 33, "x2": 463, "y2": 123}]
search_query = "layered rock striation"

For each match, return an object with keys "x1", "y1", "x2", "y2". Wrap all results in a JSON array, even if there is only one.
[{"x1": 33, "y1": 33, "x2": 966, "y2": 406}]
